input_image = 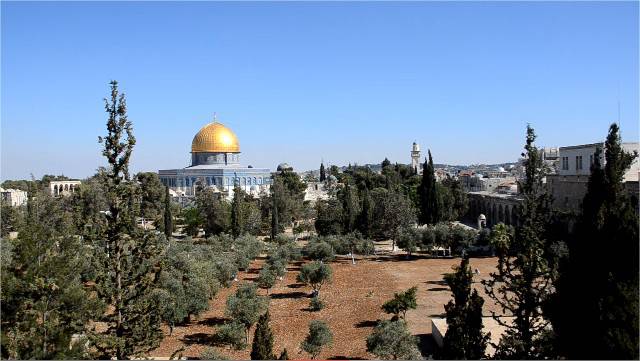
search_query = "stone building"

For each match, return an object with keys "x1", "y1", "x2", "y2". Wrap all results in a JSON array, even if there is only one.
[
  {"x1": 49, "y1": 180, "x2": 81, "y2": 197},
  {"x1": 304, "y1": 181, "x2": 330, "y2": 202},
  {"x1": 467, "y1": 191, "x2": 523, "y2": 228},
  {"x1": 158, "y1": 118, "x2": 271, "y2": 200},
  {"x1": 0, "y1": 188, "x2": 27, "y2": 206},
  {"x1": 460, "y1": 171, "x2": 517, "y2": 193},
  {"x1": 547, "y1": 142, "x2": 639, "y2": 211}
]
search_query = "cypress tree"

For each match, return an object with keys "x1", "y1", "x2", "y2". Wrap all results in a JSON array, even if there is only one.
[
  {"x1": 482, "y1": 125, "x2": 553, "y2": 359},
  {"x1": 231, "y1": 186, "x2": 243, "y2": 238},
  {"x1": 442, "y1": 257, "x2": 489, "y2": 359},
  {"x1": 357, "y1": 186, "x2": 373, "y2": 238},
  {"x1": 319, "y1": 162, "x2": 326, "y2": 182},
  {"x1": 342, "y1": 183, "x2": 358, "y2": 233},
  {"x1": 250, "y1": 311, "x2": 275, "y2": 360},
  {"x1": 163, "y1": 185, "x2": 172, "y2": 238},
  {"x1": 271, "y1": 178, "x2": 278, "y2": 241},
  {"x1": 90, "y1": 81, "x2": 164, "y2": 359},
  {"x1": 548, "y1": 124, "x2": 639, "y2": 359},
  {"x1": 418, "y1": 150, "x2": 438, "y2": 224}
]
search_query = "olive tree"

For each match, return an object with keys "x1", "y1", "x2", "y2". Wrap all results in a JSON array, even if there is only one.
[
  {"x1": 366, "y1": 320, "x2": 421, "y2": 360},
  {"x1": 225, "y1": 283, "x2": 269, "y2": 342},
  {"x1": 381, "y1": 286, "x2": 418, "y2": 320},
  {"x1": 296, "y1": 261, "x2": 333, "y2": 297},
  {"x1": 301, "y1": 320, "x2": 333, "y2": 359}
]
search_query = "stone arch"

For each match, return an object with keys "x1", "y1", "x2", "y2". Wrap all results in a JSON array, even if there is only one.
[{"x1": 54, "y1": 184, "x2": 59, "y2": 196}]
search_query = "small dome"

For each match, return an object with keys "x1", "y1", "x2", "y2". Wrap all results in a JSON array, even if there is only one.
[
  {"x1": 478, "y1": 214, "x2": 486, "y2": 220},
  {"x1": 191, "y1": 121, "x2": 240, "y2": 153},
  {"x1": 277, "y1": 163, "x2": 292, "y2": 172}
]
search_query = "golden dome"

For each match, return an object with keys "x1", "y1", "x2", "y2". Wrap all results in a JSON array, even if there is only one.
[{"x1": 191, "y1": 122, "x2": 240, "y2": 153}]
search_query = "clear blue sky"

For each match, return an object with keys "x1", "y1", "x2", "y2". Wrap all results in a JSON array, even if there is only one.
[{"x1": 2, "y1": 1, "x2": 638, "y2": 180}]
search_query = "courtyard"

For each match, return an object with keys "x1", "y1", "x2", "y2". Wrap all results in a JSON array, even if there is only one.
[{"x1": 150, "y1": 247, "x2": 500, "y2": 359}]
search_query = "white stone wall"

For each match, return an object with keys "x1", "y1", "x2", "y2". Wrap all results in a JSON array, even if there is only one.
[{"x1": 0, "y1": 188, "x2": 27, "y2": 206}]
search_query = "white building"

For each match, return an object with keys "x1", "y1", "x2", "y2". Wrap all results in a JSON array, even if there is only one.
[
  {"x1": 49, "y1": 180, "x2": 81, "y2": 197},
  {"x1": 548, "y1": 142, "x2": 639, "y2": 211},
  {"x1": 0, "y1": 188, "x2": 27, "y2": 206}
]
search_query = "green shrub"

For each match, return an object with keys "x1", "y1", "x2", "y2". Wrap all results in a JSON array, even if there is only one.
[
  {"x1": 215, "y1": 321, "x2": 247, "y2": 350},
  {"x1": 309, "y1": 296, "x2": 325, "y2": 311},
  {"x1": 304, "y1": 241, "x2": 335, "y2": 262},
  {"x1": 257, "y1": 267, "x2": 277, "y2": 293},
  {"x1": 301, "y1": 320, "x2": 333, "y2": 359},
  {"x1": 297, "y1": 261, "x2": 333, "y2": 295},
  {"x1": 366, "y1": 320, "x2": 421, "y2": 360},
  {"x1": 381, "y1": 286, "x2": 418, "y2": 320}
]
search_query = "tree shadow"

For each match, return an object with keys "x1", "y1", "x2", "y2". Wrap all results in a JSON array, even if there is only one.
[
  {"x1": 416, "y1": 333, "x2": 436, "y2": 358},
  {"x1": 182, "y1": 332, "x2": 213, "y2": 346},
  {"x1": 425, "y1": 280, "x2": 447, "y2": 286},
  {"x1": 428, "y1": 287, "x2": 449, "y2": 292},
  {"x1": 327, "y1": 356, "x2": 367, "y2": 360},
  {"x1": 355, "y1": 320, "x2": 379, "y2": 328},
  {"x1": 368, "y1": 253, "x2": 436, "y2": 263},
  {"x1": 270, "y1": 291, "x2": 308, "y2": 299},
  {"x1": 198, "y1": 316, "x2": 229, "y2": 327}
]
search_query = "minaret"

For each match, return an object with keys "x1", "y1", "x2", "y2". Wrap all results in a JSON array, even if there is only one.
[{"x1": 411, "y1": 142, "x2": 421, "y2": 174}]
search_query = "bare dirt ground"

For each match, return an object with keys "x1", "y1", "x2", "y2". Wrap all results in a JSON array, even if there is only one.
[{"x1": 149, "y1": 243, "x2": 499, "y2": 360}]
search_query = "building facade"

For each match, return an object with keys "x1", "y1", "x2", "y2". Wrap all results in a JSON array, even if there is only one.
[
  {"x1": 49, "y1": 180, "x2": 81, "y2": 197},
  {"x1": 0, "y1": 188, "x2": 27, "y2": 206},
  {"x1": 158, "y1": 119, "x2": 271, "y2": 200},
  {"x1": 547, "y1": 142, "x2": 639, "y2": 211}
]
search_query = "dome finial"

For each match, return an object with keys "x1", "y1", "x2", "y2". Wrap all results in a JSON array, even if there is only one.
[{"x1": 213, "y1": 112, "x2": 218, "y2": 123}]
